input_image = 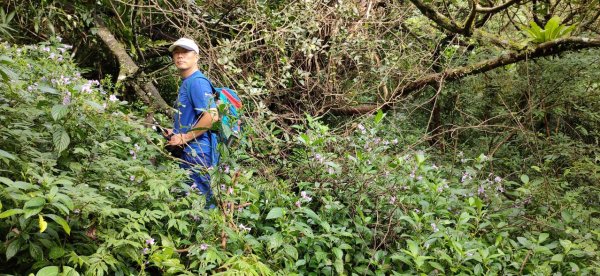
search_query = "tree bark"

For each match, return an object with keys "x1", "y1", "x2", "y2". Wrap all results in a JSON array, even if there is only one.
[{"x1": 94, "y1": 17, "x2": 172, "y2": 115}]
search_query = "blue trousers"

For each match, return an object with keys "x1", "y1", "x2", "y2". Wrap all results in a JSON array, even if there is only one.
[{"x1": 179, "y1": 151, "x2": 215, "y2": 209}]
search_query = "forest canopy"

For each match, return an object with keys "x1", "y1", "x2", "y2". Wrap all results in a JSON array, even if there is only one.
[{"x1": 0, "y1": 0, "x2": 599, "y2": 275}]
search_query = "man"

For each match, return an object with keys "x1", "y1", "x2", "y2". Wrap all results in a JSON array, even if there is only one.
[{"x1": 165, "y1": 37, "x2": 219, "y2": 209}]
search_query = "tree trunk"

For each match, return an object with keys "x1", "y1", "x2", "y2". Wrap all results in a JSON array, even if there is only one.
[{"x1": 94, "y1": 17, "x2": 172, "y2": 115}]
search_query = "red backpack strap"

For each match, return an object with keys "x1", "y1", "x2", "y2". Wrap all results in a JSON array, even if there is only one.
[{"x1": 221, "y1": 89, "x2": 242, "y2": 109}]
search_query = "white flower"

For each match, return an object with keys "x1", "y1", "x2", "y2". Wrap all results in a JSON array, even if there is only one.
[
  {"x1": 109, "y1": 94, "x2": 118, "y2": 102},
  {"x1": 239, "y1": 224, "x2": 251, "y2": 231}
]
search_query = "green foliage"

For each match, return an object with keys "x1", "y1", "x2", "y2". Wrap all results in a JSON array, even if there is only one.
[
  {"x1": 2, "y1": 35, "x2": 600, "y2": 275},
  {"x1": 524, "y1": 17, "x2": 576, "y2": 43},
  {"x1": 0, "y1": 9, "x2": 15, "y2": 40},
  {"x1": 0, "y1": 41, "x2": 207, "y2": 275}
]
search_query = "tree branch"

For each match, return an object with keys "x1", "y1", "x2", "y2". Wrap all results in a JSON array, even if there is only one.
[
  {"x1": 408, "y1": 0, "x2": 463, "y2": 34},
  {"x1": 476, "y1": 0, "x2": 521, "y2": 13},
  {"x1": 331, "y1": 37, "x2": 600, "y2": 115},
  {"x1": 463, "y1": 0, "x2": 480, "y2": 36}
]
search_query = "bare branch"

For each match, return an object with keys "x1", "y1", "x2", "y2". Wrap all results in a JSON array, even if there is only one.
[
  {"x1": 408, "y1": 0, "x2": 463, "y2": 34},
  {"x1": 463, "y1": 0, "x2": 480, "y2": 36},
  {"x1": 476, "y1": 0, "x2": 521, "y2": 13},
  {"x1": 331, "y1": 37, "x2": 600, "y2": 115}
]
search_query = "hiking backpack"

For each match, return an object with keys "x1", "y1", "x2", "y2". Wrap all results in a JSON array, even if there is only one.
[{"x1": 213, "y1": 86, "x2": 242, "y2": 145}]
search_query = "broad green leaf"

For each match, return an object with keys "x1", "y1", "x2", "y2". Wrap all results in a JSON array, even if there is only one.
[
  {"x1": 551, "y1": 254, "x2": 564, "y2": 263},
  {"x1": 45, "y1": 214, "x2": 71, "y2": 235},
  {"x1": 39, "y1": 215, "x2": 48, "y2": 232},
  {"x1": 24, "y1": 197, "x2": 46, "y2": 219},
  {"x1": 406, "y1": 239, "x2": 419, "y2": 256},
  {"x1": 0, "y1": 209, "x2": 23, "y2": 218},
  {"x1": 49, "y1": 247, "x2": 65, "y2": 259},
  {"x1": 36, "y1": 266, "x2": 59, "y2": 276},
  {"x1": 6, "y1": 239, "x2": 22, "y2": 260},
  {"x1": 520, "y1": 174, "x2": 529, "y2": 184},
  {"x1": 51, "y1": 104, "x2": 69, "y2": 121},
  {"x1": 29, "y1": 242, "x2": 44, "y2": 261},
  {"x1": 53, "y1": 128, "x2": 70, "y2": 153},
  {"x1": 333, "y1": 258, "x2": 344, "y2": 274},
  {"x1": 332, "y1": 247, "x2": 343, "y2": 260},
  {"x1": 0, "y1": 149, "x2": 16, "y2": 161},
  {"x1": 283, "y1": 244, "x2": 298, "y2": 260},
  {"x1": 544, "y1": 17, "x2": 560, "y2": 38},
  {"x1": 38, "y1": 84, "x2": 59, "y2": 94},
  {"x1": 538, "y1": 233, "x2": 549, "y2": 244},
  {"x1": 85, "y1": 100, "x2": 104, "y2": 111},
  {"x1": 0, "y1": 176, "x2": 14, "y2": 186},
  {"x1": 62, "y1": 266, "x2": 80, "y2": 276},
  {"x1": 517, "y1": 237, "x2": 532, "y2": 248},
  {"x1": 429, "y1": 261, "x2": 445, "y2": 273},
  {"x1": 266, "y1": 207, "x2": 285, "y2": 220},
  {"x1": 300, "y1": 207, "x2": 321, "y2": 222},
  {"x1": 374, "y1": 109, "x2": 385, "y2": 124}
]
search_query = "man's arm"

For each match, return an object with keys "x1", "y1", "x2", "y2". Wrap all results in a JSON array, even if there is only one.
[{"x1": 168, "y1": 108, "x2": 218, "y2": 145}]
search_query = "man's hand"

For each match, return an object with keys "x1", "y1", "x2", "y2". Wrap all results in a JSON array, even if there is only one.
[
  {"x1": 163, "y1": 128, "x2": 174, "y2": 138},
  {"x1": 167, "y1": 133, "x2": 187, "y2": 146}
]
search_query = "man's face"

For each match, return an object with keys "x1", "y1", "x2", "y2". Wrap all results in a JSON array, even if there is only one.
[{"x1": 172, "y1": 47, "x2": 198, "y2": 71}]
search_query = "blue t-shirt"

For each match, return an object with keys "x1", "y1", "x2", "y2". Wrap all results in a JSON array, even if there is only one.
[{"x1": 173, "y1": 70, "x2": 217, "y2": 161}]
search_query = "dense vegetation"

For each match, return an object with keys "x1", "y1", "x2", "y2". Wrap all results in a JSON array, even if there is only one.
[{"x1": 1, "y1": 0, "x2": 599, "y2": 275}]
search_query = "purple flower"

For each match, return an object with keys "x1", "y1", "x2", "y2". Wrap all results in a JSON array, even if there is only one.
[
  {"x1": 146, "y1": 238, "x2": 155, "y2": 245},
  {"x1": 142, "y1": 247, "x2": 149, "y2": 254},
  {"x1": 224, "y1": 165, "x2": 230, "y2": 174},
  {"x1": 314, "y1": 153, "x2": 324, "y2": 163},
  {"x1": 389, "y1": 196, "x2": 396, "y2": 204},
  {"x1": 461, "y1": 172, "x2": 472, "y2": 183},
  {"x1": 200, "y1": 243, "x2": 208, "y2": 250},
  {"x1": 109, "y1": 94, "x2": 118, "y2": 102},
  {"x1": 130, "y1": 175, "x2": 135, "y2": 182},
  {"x1": 227, "y1": 187, "x2": 234, "y2": 195},
  {"x1": 220, "y1": 184, "x2": 226, "y2": 190},
  {"x1": 414, "y1": 208, "x2": 420, "y2": 213},
  {"x1": 496, "y1": 185, "x2": 505, "y2": 193},
  {"x1": 357, "y1": 124, "x2": 366, "y2": 134},
  {"x1": 392, "y1": 138, "x2": 398, "y2": 144},
  {"x1": 62, "y1": 92, "x2": 71, "y2": 105},
  {"x1": 295, "y1": 201, "x2": 301, "y2": 208},
  {"x1": 478, "y1": 185, "x2": 485, "y2": 195},
  {"x1": 494, "y1": 176, "x2": 502, "y2": 183}
]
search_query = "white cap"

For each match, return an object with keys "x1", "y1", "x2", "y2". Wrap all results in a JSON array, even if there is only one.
[{"x1": 168, "y1": 38, "x2": 199, "y2": 54}]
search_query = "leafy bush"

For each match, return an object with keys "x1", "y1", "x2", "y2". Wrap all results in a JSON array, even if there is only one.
[{"x1": 1, "y1": 40, "x2": 599, "y2": 275}]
